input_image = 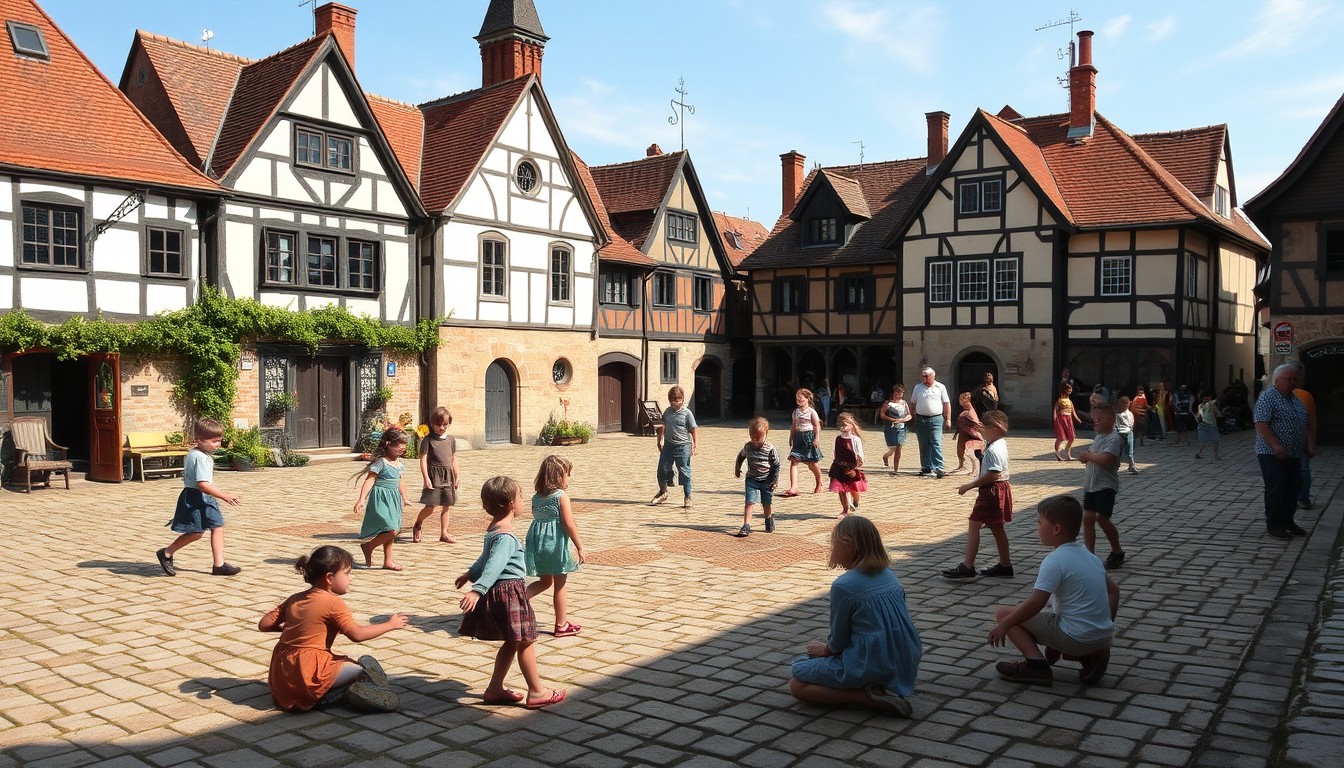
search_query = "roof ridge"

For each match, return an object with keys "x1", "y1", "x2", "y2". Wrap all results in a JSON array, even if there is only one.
[
  {"x1": 366, "y1": 91, "x2": 418, "y2": 110},
  {"x1": 589, "y1": 150, "x2": 686, "y2": 172},
  {"x1": 822, "y1": 156, "x2": 926, "y2": 173},
  {"x1": 1132, "y1": 124, "x2": 1227, "y2": 139},
  {"x1": 1096, "y1": 113, "x2": 1209, "y2": 221},
  {"x1": 418, "y1": 75, "x2": 533, "y2": 110},
  {"x1": 981, "y1": 108, "x2": 1031, "y2": 137},
  {"x1": 135, "y1": 30, "x2": 254, "y2": 64}
]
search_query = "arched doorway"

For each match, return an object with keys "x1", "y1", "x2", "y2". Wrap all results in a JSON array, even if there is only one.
[
  {"x1": 598, "y1": 356, "x2": 638, "y2": 433},
  {"x1": 693, "y1": 358, "x2": 722, "y2": 419},
  {"x1": 797, "y1": 347, "x2": 826, "y2": 391},
  {"x1": 956, "y1": 351, "x2": 997, "y2": 415},
  {"x1": 1303, "y1": 342, "x2": 1344, "y2": 440},
  {"x1": 484, "y1": 360, "x2": 516, "y2": 444}
]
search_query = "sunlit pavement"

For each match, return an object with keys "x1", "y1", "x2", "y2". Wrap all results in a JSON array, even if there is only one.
[{"x1": 0, "y1": 423, "x2": 1338, "y2": 767}]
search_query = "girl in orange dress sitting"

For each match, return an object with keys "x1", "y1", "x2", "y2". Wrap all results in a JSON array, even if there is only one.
[{"x1": 259, "y1": 545, "x2": 409, "y2": 712}]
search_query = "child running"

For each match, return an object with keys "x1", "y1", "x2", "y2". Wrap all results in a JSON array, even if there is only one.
[
  {"x1": 1115, "y1": 396, "x2": 1140, "y2": 475},
  {"x1": 879, "y1": 384, "x2": 911, "y2": 475},
  {"x1": 1078, "y1": 402, "x2": 1125, "y2": 570},
  {"x1": 1194, "y1": 389, "x2": 1223, "y2": 460},
  {"x1": 651, "y1": 386, "x2": 698, "y2": 509},
  {"x1": 989, "y1": 495, "x2": 1119, "y2": 686},
  {"x1": 259, "y1": 545, "x2": 408, "y2": 712},
  {"x1": 354, "y1": 428, "x2": 411, "y2": 571},
  {"x1": 827, "y1": 412, "x2": 867, "y2": 518},
  {"x1": 457, "y1": 476, "x2": 567, "y2": 709},
  {"x1": 788, "y1": 515, "x2": 920, "y2": 717},
  {"x1": 414, "y1": 406, "x2": 460, "y2": 543},
  {"x1": 1053, "y1": 383, "x2": 1082, "y2": 460},
  {"x1": 525, "y1": 455, "x2": 586, "y2": 638},
  {"x1": 156, "y1": 418, "x2": 242, "y2": 577},
  {"x1": 781, "y1": 388, "x2": 824, "y2": 497},
  {"x1": 952, "y1": 392, "x2": 984, "y2": 476},
  {"x1": 734, "y1": 417, "x2": 781, "y2": 537},
  {"x1": 943, "y1": 410, "x2": 1014, "y2": 580}
]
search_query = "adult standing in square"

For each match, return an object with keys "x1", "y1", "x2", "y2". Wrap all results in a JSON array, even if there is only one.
[
  {"x1": 1254, "y1": 363, "x2": 1314, "y2": 539},
  {"x1": 910, "y1": 367, "x2": 951, "y2": 478}
]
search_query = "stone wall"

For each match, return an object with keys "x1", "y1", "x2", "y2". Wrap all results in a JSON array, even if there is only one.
[{"x1": 906, "y1": 328, "x2": 1056, "y2": 427}]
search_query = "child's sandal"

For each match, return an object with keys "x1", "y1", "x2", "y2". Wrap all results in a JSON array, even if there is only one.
[{"x1": 554, "y1": 622, "x2": 582, "y2": 637}]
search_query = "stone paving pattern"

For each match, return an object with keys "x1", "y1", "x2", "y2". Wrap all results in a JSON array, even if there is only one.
[{"x1": 0, "y1": 423, "x2": 1339, "y2": 767}]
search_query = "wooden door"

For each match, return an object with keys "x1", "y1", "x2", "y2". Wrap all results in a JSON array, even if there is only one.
[
  {"x1": 293, "y1": 356, "x2": 347, "y2": 449},
  {"x1": 319, "y1": 361, "x2": 345, "y2": 446},
  {"x1": 598, "y1": 364, "x2": 624, "y2": 433},
  {"x1": 485, "y1": 361, "x2": 513, "y2": 443},
  {"x1": 87, "y1": 353, "x2": 122, "y2": 482}
]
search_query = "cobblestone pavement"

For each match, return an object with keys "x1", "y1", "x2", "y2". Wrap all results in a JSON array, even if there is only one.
[{"x1": 0, "y1": 422, "x2": 1338, "y2": 767}]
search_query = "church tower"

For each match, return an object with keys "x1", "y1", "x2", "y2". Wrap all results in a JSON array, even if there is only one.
[{"x1": 476, "y1": 0, "x2": 549, "y2": 87}]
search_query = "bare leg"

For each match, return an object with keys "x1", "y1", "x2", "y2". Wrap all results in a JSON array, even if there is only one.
[
  {"x1": 963, "y1": 521, "x2": 982, "y2": 568},
  {"x1": 1082, "y1": 510, "x2": 1098, "y2": 552},
  {"x1": 208, "y1": 527, "x2": 226, "y2": 568},
  {"x1": 788, "y1": 678, "x2": 899, "y2": 712},
  {"x1": 1096, "y1": 515, "x2": 1122, "y2": 556},
  {"x1": 380, "y1": 533, "x2": 399, "y2": 570},
  {"x1": 742, "y1": 502, "x2": 754, "y2": 529},
  {"x1": 995, "y1": 605, "x2": 1045, "y2": 659},
  {"x1": 361, "y1": 531, "x2": 397, "y2": 568},
  {"x1": 413, "y1": 505, "x2": 436, "y2": 542},
  {"x1": 515, "y1": 641, "x2": 558, "y2": 701},
  {"x1": 527, "y1": 574, "x2": 554, "y2": 601},
  {"x1": 837, "y1": 493, "x2": 849, "y2": 518},
  {"x1": 892, "y1": 446, "x2": 902, "y2": 474},
  {"x1": 809, "y1": 462, "x2": 822, "y2": 492},
  {"x1": 165, "y1": 531, "x2": 202, "y2": 557},
  {"x1": 550, "y1": 574, "x2": 570, "y2": 630},
  {"x1": 987, "y1": 523, "x2": 1011, "y2": 566},
  {"x1": 786, "y1": 458, "x2": 800, "y2": 494},
  {"x1": 484, "y1": 642, "x2": 518, "y2": 699},
  {"x1": 1054, "y1": 438, "x2": 1065, "y2": 460},
  {"x1": 439, "y1": 505, "x2": 455, "y2": 542}
]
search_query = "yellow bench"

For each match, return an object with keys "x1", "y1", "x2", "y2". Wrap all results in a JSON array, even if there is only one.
[{"x1": 124, "y1": 432, "x2": 191, "y2": 483}]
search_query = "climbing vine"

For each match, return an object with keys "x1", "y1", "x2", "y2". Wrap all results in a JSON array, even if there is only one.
[{"x1": 0, "y1": 287, "x2": 442, "y2": 422}]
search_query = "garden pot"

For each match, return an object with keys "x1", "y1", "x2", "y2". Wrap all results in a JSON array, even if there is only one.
[
  {"x1": 554, "y1": 436, "x2": 584, "y2": 446},
  {"x1": 232, "y1": 457, "x2": 256, "y2": 472}
]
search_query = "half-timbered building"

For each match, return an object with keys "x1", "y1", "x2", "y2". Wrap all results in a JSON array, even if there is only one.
[
  {"x1": 1, "y1": 0, "x2": 222, "y2": 481},
  {"x1": 588, "y1": 146, "x2": 737, "y2": 427},
  {"x1": 1245, "y1": 91, "x2": 1344, "y2": 438},
  {"x1": 121, "y1": 3, "x2": 426, "y2": 452},
  {"x1": 887, "y1": 31, "x2": 1268, "y2": 419}
]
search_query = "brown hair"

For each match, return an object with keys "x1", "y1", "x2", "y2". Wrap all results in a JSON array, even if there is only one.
[
  {"x1": 748, "y1": 417, "x2": 769, "y2": 438},
  {"x1": 796, "y1": 388, "x2": 814, "y2": 407},
  {"x1": 295, "y1": 545, "x2": 355, "y2": 585},
  {"x1": 958, "y1": 391, "x2": 973, "y2": 405},
  {"x1": 890, "y1": 384, "x2": 905, "y2": 397},
  {"x1": 668, "y1": 385, "x2": 685, "y2": 401},
  {"x1": 431, "y1": 406, "x2": 452, "y2": 427},
  {"x1": 981, "y1": 409, "x2": 1009, "y2": 433},
  {"x1": 1059, "y1": 382, "x2": 1073, "y2": 397},
  {"x1": 193, "y1": 418, "x2": 224, "y2": 440},
  {"x1": 829, "y1": 515, "x2": 891, "y2": 574},
  {"x1": 1038, "y1": 494, "x2": 1083, "y2": 540},
  {"x1": 481, "y1": 476, "x2": 521, "y2": 519},
  {"x1": 534, "y1": 454, "x2": 573, "y2": 495},
  {"x1": 352, "y1": 427, "x2": 409, "y2": 481},
  {"x1": 835, "y1": 411, "x2": 862, "y2": 434},
  {"x1": 1091, "y1": 401, "x2": 1116, "y2": 419},
  {"x1": 1117, "y1": 395, "x2": 1131, "y2": 409}
]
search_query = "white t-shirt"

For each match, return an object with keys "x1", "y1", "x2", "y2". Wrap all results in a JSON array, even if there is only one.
[
  {"x1": 1115, "y1": 410, "x2": 1134, "y2": 434},
  {"x1": 911, "y1": 381, "x2": 949, "y2": 417},
  {"x1": 183, "y1": 448, "x2": 214, "y2": 489},
  {"x1": 1084, "y1": 431, "x2": 1122, "y2": 492},
  {"x1": 980, "y1": 437, "x2": 1009, "y2": 482},
  {"x1": 1034, "y1": 541, "x2": 1114, "y2": 643}
]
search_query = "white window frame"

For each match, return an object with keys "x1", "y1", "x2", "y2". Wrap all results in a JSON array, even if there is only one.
[
  {"x1": 1100, "y1": 255, "x2": 1133, "y2": 296},
  {"x1": 957, "y1": 177, "x2": 1003, "y2": 215},
  {"x1": 549, "y1": 245, "x2": 572, "y2": 304},
  {"x1": 957, "y1": 259, "x2": 990, "y2": 303},
  {"x1": 293, "y1": 124, "x2": 354, "y2": 174},
  {"x1": 993, "y1": 257, "x2": 1019, "y2": 302},
  {"x1": 929, "y1": 261, "x2": 953, "y2": 304}
]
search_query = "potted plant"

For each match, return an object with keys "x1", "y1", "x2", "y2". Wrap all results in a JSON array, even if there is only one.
[
  {"x1": 219, "y1": 426, "x2": 272, "y2": 471},
  {"x1": 265, "y1": 392, "x2": 297, "y2": 426},
  {"x1": 539, "y1": 417, "x2": 594, "y2": 446}
]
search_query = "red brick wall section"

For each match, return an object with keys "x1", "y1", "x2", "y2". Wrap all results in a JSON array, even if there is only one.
[{"x1": 119, "y1": 355, "x2": 194, "y2": 434}]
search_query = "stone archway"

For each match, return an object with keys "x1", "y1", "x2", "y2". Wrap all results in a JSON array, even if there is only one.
[{"x1": 1303, "y1": 340, "x2": 1344, "y2": 439}]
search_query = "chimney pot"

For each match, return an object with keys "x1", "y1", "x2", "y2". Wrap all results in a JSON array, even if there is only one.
[
  {"x1": 780, "y1": 151, "x2": 806, "y2": 216},
  {"x1": 1067, "y1": 30, "x2": 1096, "y2": 141},
  {"x1": 647, "y1": 143, "x2": 663, "y2": 157},
  {"x1": 925, "y1": 111, "x2": 950, "y2": 174},
  {"x1": 314, "y1": 3, "x2": 357, "y2": 71}
]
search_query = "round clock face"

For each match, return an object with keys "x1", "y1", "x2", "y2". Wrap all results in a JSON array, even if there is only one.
[{"x1": 553, "y1": 360, "x2": 570, "y2": 384}]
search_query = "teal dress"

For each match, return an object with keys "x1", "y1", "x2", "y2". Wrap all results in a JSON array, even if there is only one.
[
  {"x1": 358, "y1": 459, "x2": 404, "y2": 538},
  {"x1": 525, "y1": 490, "x2": 579, "y2": 576}
]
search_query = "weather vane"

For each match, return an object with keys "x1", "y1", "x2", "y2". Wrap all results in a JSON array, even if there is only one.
[
  {"x1": 1035, "y1": 8, "x2": 1082, "y2": 101},
  {"x1": 668, "y1": 77, "x2": 695, "y2": 151}
]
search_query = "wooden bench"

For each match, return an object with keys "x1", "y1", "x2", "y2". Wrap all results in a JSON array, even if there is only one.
[{"x1": 124, "y1": 432, "x2": 190, "y2": 482}]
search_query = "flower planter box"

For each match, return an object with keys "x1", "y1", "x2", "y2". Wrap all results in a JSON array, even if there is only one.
[{"x1": 553, "y1": 436, "x2": 585, "y2": 446}]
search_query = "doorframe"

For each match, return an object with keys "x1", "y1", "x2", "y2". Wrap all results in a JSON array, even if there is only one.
[
  {"x1": 484, "y1": 358, "x2": 520, "y2": 444},
  {"x1": 256, "y1": 343, "x2": 379, "y2": 450},
  {"x1": 598, "y1": 352, "x2": 642, "y2": 433}
]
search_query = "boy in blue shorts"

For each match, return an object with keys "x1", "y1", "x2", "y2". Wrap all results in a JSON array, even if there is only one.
[
  {"x1": 1079, "y1": 401, "x2": 1125, "y2": 569},
  {"x1": 990, "y1": 495, "x2": 1119, "y2": 685},
  {"x1": 734, "y1": 417, "x2": 781, "y2": 537}
]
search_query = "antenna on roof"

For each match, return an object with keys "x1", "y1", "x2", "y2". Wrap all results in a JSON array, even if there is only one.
[
  {"x1": 201, "y1": 29, "x2": 214, "y2": 48},
  {"x1": 299, "y1": 0, "x2": 317, "y2": 34},
  {"x1": 853, "y1": 140, "x2": 865, "y2": 169},
  {"x1": 1035, "y1": 9, "x2": 1081, "y2": 103},
  {"x1": 668, "y1": 77, "x2": 695, "y2": 152}
]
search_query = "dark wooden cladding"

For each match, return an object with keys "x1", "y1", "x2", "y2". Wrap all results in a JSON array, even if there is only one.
[{"x1": 748, "y1": 263, "x2": 900, "y2": 339}]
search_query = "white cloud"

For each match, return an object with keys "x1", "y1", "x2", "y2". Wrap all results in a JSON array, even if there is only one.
[
  {"x1": 1219, "y1": 0, "x2": 1331, "y2": 58},
  {"x1": 1102, "y1": 15, "x2": 1131, "y2": 38},
  {"x1": 822, "y1": 1, "x2": 941, "y2": 74},
  {"x1": 1147, "y1": 17, "x2": 1176, "y2": 42}
]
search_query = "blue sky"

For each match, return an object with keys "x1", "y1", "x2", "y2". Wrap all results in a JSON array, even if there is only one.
[{"x1": 38, "y1": 0, "x2": 1344, "y2": 228}]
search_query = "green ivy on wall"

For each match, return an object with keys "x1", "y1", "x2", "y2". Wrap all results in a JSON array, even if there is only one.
[{"x1": 0, "y1": 287, "x2": 442, "y2": 422}]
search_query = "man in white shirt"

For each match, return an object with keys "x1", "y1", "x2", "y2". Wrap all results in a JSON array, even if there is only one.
[{"x1": 910, "y1": 366, "x2": 952, "y2": 478}]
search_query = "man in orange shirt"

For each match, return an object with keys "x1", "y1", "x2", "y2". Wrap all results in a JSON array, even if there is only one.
[{"x1": 1290, "y1": 360, "x2": 1317, "y2": 510}]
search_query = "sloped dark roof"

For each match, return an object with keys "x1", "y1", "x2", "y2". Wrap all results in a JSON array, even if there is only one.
[
  {"x1": 589, "y1": 152, "x2": 685, "y2": 214},
  {"x1": 125, "y1": 32, "x2": 246, "y2": 169},
  {"x1": 367, "y1": 93, "x2": 424, "y2": 191},
  {"x1": 211, "y1": 36, "x2": 325, "y2": 177},
  {"x1": 477, "y1": 0, "x2": 548, "y2": 42},
  {"x1": 713, "y1": 211, "x2": 769, "y2": 268},
  {"x1": 418, "y1": 76, "x2": 531, "y2": 213},
  {"x1": 1132, "y1": 124, "x2": 1226, "y2": 200},
  {"x1": 571, "y1": 152, "x2": 655, "y2": 267}
]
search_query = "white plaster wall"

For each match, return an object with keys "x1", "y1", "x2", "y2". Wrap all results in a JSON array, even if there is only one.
[
  {"x1": 236, "y1": 160, "x2": 273, "y2": 197},
  {"x1": 94, "y1": 229, "x2": 140, "y2": 274},
  {"x1": 326, "y1": 68, "x2": 358, "y2": 126},
  {"x1": 17, "y1": 181, "x2": 81, "y2": 202},
  {"x1": 259, "y1": 124, "x2": 290, "y2": 156},
  {"x1": 0, "y1": 219, "x2": 11, "y2": 267},
  {"x1": 146, "y1": 283, "x2": 187, "y2": 315},
  {"x1": 361, "y1": 138, "x2": 385, "y2": 178},
  {"x1": 376, "y1": 179, "x2": 402, "y2": 216},
  {"x1": 260, "y1": 293, "x2": 299, "y2": 309},
  {"x1": 92, "y1": 189, "x2": 138, "y2": 221},
  {"x1": 0, "y1": 182, "x2": 10, "y2": 213},
  {"x1": 384, "y1": 240, "x2": 410, "y2": 320},
  {"x1": 289, "y1": 73, "x2": 323, "y2": 119},
  {"x1": 22, "y1": 276, "x2": 88, "y2": 312},
  {"x1": 275, "y1": 168, "x2": 310, "y2": 202},
  {"x1": 224, "y1": 218, "x2": 258, "y2": 289},
  {"x1": 345, "y1": 297, "x2": 380, "y2": 316},
  {"x1": 142, "y1": 199, "x2": 169, "y2": 220},
  {"x1": 0, "y1": 276, "x2": 11, "y2": 309},
  {"x1": 95, "y1": 279, "x2": 140, "y2": 314}
]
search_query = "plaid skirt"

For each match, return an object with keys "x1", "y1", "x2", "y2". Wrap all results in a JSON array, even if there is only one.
[{"x1": 458, "y1": 579, "x2": 537, "y2": 643}]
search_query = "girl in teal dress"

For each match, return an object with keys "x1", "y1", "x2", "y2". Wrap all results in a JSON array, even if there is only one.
[
  {"x1": 525, "y1": 455, "x2": 586, "y2": 637},
  {"x1": 354, "y1": 429, "x2": 410, "y2": 571}
]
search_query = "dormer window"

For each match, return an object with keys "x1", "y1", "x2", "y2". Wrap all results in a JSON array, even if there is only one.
[
  {"x1": 958, "y1": 176, "x2": 1003, "y2": 216},
  {"x1": 1214, "y1": 185, "x2": 1230, "y2": 218},
  {"x1": 294, "y1": 125, "x2": 354, "y2": 173},
  {"x1": 7, "y1": 21, "x2": 49, "y2": 60},
  {"x1": 807, "y1": 217, "x2": 838, "y2": 245},
  {"x1": 667, "y1": 211, "x2": 697, "y2": 243}
]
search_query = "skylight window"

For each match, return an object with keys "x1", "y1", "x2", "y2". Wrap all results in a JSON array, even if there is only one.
[{"x1": 7, "y1": 21, "x2": 49, "y2": 60}]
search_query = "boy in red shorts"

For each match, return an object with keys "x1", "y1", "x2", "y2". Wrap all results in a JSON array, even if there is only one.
[{"x1": 942, "y1": 410, "x2": 1013, "y2": 579}]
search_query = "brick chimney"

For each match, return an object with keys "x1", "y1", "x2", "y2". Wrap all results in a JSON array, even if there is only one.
[
  {"x1": 926, "y1": 111, "x2": 949, "y2": 174},
  {"x1": 1067, "y1": 30, "x2": 1096, "y2": 142},
  {"x1": 647, "y1": 143, "x2": 663, "y2": 157},
  {"x1": 476, "y1": 0, "x2": 549, "y2": 88},
  {"x1": 781, "y1": 150, "x2": 806, "y2": 215},
  {"x1": 314, "y1": 3, "x2": 357, "y2": 70}
]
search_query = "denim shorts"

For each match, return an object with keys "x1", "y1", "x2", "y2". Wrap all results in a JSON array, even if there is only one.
[{"x1": 744, "y1": 477, "x2": 774, "y2": 506}]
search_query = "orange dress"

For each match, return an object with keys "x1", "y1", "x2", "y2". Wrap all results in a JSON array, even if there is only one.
[{"x1": 263, "y1": 588, "x2": 360, "y2": 711}]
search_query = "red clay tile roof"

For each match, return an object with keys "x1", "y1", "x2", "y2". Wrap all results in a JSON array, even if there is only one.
[
  {"x1": 712, "y1": 211, "x2": 769, "y2": 268},
  {"x1": 127, "y1": 32, "x2": 246, "y2": 169},
  {"x1": 418, "y1": 76, "x2": 531, "y2": 213},
  {"x1": 571, "y1": 152, "x2": 655, "y2": 267},
  {"x1": 741, "y1": 158, "x2": 929, "y2": 270},
  {"x1": 1132, "y1": 124, "x2": 1226, "y2": 200},
  {"x1": 589, "y1": 151, "x2": 684, "y2": 214},
  {"x1": 367, "y1": 94, "x2": 423, "y2": 191},
  {"x1": 210, "y1": 36, "x2": 326, "y2": 177},
  {"x1": 979, "y1": 110, "x2": 1072, "y2": 222},
  {"x1": 0, "y1": 0, "x2": 218, "y2": 193}
]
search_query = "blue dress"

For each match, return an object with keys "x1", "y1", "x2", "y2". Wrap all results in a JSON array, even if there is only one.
[
  {"x1": 358, "y1": 459, "x2": 404, "y2": 539},
  {"x1": 526, "y1": 491, "x2": 580, "y2": 576},
  {"x1": 791, "y1": 568, "x2": 921, "y2": 696}
]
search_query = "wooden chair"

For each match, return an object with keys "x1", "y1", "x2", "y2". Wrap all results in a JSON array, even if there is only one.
[
  {"x1": 639, "y1": 400, "x2": 663, "y2": 436},
  {"x1": 8, "y1": 417, "x2": 73, "y2": 493}
]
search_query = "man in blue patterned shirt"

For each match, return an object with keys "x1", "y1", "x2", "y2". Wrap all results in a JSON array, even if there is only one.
[{"x1": 1253, "y1": 363, "x2": 1315, "y2": 539}]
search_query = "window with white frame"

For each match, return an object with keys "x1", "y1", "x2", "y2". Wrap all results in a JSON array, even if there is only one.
[
  {"x1": 266, "y1": 231, "x2": 296, "y2": 283},
  {"x1": 294, "y1": 124, "x2": 353, "y2": 173},
  {"x1": 957, "y1": 260, "x2": 990, "y2": 302},
  {"x1": 667, "y1": 211, "x2": 697, "y2": 243},
  {"x1": 958, "y1": 176, "x2": 1003, "y2": 215},
  {"x1": 20, "y1": 203, "x2": 82, "y2": 269},
  {"x1": 653, "y1": 271, "x2": 676, "y2": 306},
  {"x1": 146, "y1": 226, "x2": 185, "y2": 277},
  {"x1": 481, "y1": 238, "x2": 507, "y2": 297},
  {"x1": 993, "y1": 257, "x2": 1019, "y2": 302},
  {"x1": 550, "y1": 246, "x2": 571, "y2": 303},
  {"x1": 693, "y1": 275, "x2": 712, "y2": 311},
  {"x1": 929, "y1": 261, "x2": 953, "y2": 303},
  {"x1": 1100, "y1": 255, "x2": 1132, "y2": 296},
  {"x1": 348, "y1": 240, "x2": 377, "y2": 291}
]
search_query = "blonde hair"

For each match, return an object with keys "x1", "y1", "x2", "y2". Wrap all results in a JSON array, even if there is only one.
[
  {"x1": 480, "y1": 476, "x2": 521, "y2": 520},
  {"x1": 829, "y1": 515, "x2": 890, "y2": 574},
  {"x1": 835, "y1": 411, "x2": 862, "y2": 434},
  {"x1": 796, "y1": 388, "x2": 814, "y2": 406},
  {"x1": 534, "y1": 454, "x2": 573, "y2": 495},
  {"x1": 958, "y1": 391, "x2": 973, "y2": 405},
  {"x1": 748, "y1": 417, "x2": 769, "y2": 439}
]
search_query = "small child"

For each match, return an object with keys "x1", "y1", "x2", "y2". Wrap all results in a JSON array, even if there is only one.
[
  {"x1": 781, "y1": 388, "x2": 824, "y2": 497},
  {"x1": 354, "y1": 429, "x2": 411, "y2": 571},
  {"x1": 734, "y1": 417, "x2": 781, "y2": 537},
  {"x1": 525, "y1": 455, "x2": 586, "y2": 637},
  {"x1": 457, "y1": 476, "x2": 566, "y2": 708},
  {"x1": 652, "y1": 386, "x2": 698, "y2": 509},
  {"x1": 156, "y1": 418, "x2": 242, "y2": 577},
  {"x1": 827, "y1": 412, "x2": 867, "y2": 518},
  {"x1": 989, "y1": 495, "x2": 1119, "y2": 686},
  {"x1": 414, "y1": 406, "x2": 460, "y2": 543},
  {"x1": 1078, "y1": 402, "x2": 1125, "y2": 570},
  {"x1": 943, "y1": 410, "x2": 1014, "y2": 579},
  {"x1": 1194, "y1": 389, "x2": 1223, "y2": 460},
  {"x1": 952, "y1": 392, "x2": 984, "y2": 476},
  {"x1": 1053, "y1": 383, "x2": 1082, "y2": 460},
  {"x1": 879, "y1": 384, "x2": 911, "y2": 474},
  {"x1": 259, "y1": 545, "x2": 408, "y2": 712},
  {"x1": 1115, "y1": 396, "x2": 1140, "y2": 474},
  {"x1": 788, "y1": 515, "x2": 920, "y2": 717}
]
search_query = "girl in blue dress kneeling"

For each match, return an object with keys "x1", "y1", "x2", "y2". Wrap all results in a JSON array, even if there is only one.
[{"x1": 789, "y1": 515, "x2": 921, "y2": 716}]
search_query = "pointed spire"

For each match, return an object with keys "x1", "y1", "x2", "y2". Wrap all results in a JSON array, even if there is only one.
[
  {"x1": 476, "y1": 0, "x2": 548, "y2": 45},
  {"x1": 476, "y1": 0, "x2": 549, "y2": 87}
]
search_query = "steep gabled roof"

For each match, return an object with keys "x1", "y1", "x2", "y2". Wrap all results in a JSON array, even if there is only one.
[
  {"x1": 477, "y1": 0, "x2": 547, "y2": 42},
  {"x1": 367, "y1": 93, "x2": 423, "y2": 191},
  {"x1": 0, "y1": 0, "x2": 219, "y2": 193},
  {"x1": 417, "y1": 76, "x2": 531, "y2": 213},
  {"x1": 571, "y1": 152, "x2": 655, "y2": 267},
  {"x1": 712, "y1": 211, "x2": 769, "y2": 268},
  {"x1": 742, "y1": 158, "x2": 929, "y2": 270},
  {"x1": 1132, "y1": 124, "x2": 1226, "y2": 201},
  {"x1": 589, "y1": 151, "x2": 685, "y2": 214},
  {"x1": 791, "y1": 170, "x2": 872, "y2": 220},
  {"x1": 1244, "y1": 92, "x2": 1344, "y2": 216},
  {"x1": 210, "y1": 36, "x2": 325, "y2": 177}
]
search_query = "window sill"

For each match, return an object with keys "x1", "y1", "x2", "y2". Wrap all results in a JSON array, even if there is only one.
[
  {"x1": 16, "y1": 263, "x2": 87, "y2": 274},
  {"x1": 260, "y1": 282, "x2": 382, "y2": 298},
  {"x1": 142, "y1": 273, "x2": 191, "y2": 281},
  {"x1": 294, "y1": 162, "x2": 356, "y2": 178}
]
